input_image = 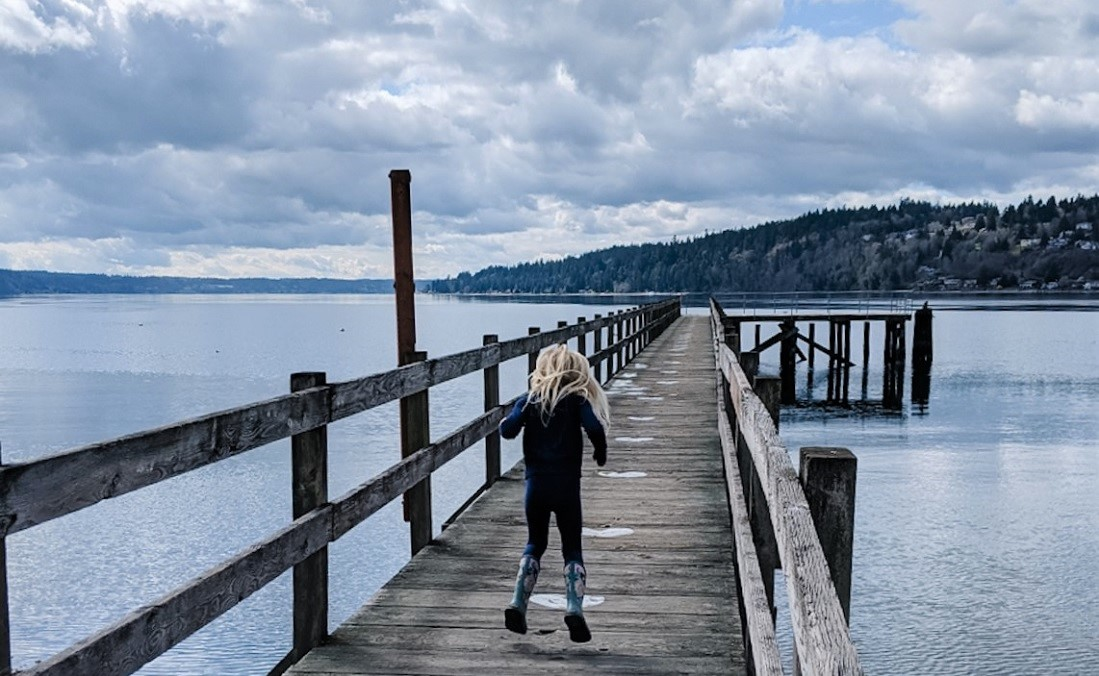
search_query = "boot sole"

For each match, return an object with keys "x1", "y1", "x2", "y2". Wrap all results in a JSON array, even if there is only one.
[
  {"x1": 504, "y1": 606, "x2": 527, "y2": 634},
  {"x1": 565, "y1": 614, "x2": 591, "y2": 643}
]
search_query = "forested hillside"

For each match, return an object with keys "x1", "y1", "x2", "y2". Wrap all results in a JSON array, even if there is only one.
[
  {"x1": 432, "y1": 195, "x2": 1099, "y2": 293},
  {"x1": 0, "y1": 270, "x2": 396, "y2": 296}
]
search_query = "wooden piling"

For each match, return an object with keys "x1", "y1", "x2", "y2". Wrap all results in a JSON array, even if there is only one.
[
  {"x1": 400, "y1": 351, "x2": 432, "y2": 554},
  {"x1": 593, "y1": 314, "x2": 603, "y2": 382},
  {"x1": 807, "y1": 323, "x2": 816, "y2": 368},
  {"x1": 913, "y1": 302, "x2": 933, "y2": 368},
  {"x1": 827, "y1": 320, "x2": 837, "y2": 402},
  {"x1": 780, "y1": 320, "x2": 797, "y2": 405},
  {"x1": 483, "y1": 335, "x2": 500, "y2": 485},
  {"x1": 842, "y1": 321, "x2": 852, "y2": 402},
  {"x1": 290, "y1": 372, "x2": 329, "y2": 662},
  {"x1": 528, "y1": 327, "x2": 540, "y2": 376},
  {"x1": 754, "y1": 324, "x2": 761, "y2": 350},
  {"x1": 799, "y1": 447, "x2": 857, "y2": 622}
]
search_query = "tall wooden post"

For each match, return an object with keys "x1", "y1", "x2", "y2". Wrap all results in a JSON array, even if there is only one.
[
  {"x1": 799, "y1": 447, "x2": 858, "y2": 623},
  {"x1": 842, "y1": 321, "x2": 852, "y2": 402},
  {"x1": 401, "y1": 351, "x2": 431, "y2": 554},
  {"x1": 593, "y1": 314, "x2": 604, "y2": 382},
  {"x1": 577, "y1": 317, "x2": 587, "y2": 357},
  {"x1": 754, "y1": 376, "x2": 781, "y2": 432},
  {"x1": 780, "y1": 320, "x2": 797, "y2": 405},
  {"x1": 290, "y1": 372, "x2": 328, "y2": 661},
  {"x1": 0, "y1": 443, "x2": 10, "y2": 676},
  {"x1": 391, "y1": 170, "x2": 432, "y2": 554},
  {"x1": 483, "y1": 335, "x2": 500, "y2": 485},
  {"x1": 913, "y1": 303, "x2": 934, "y2": 369},
  {"x1": 739, "y1": 350, "x2": 760, "y2": 381},
  {"x1": 754, "y1": 324, "x2": 761, "y2": 350},
  {"x1": 528, "y1": 327, "x2": 540, "y2": 377},
  {"x1": 807, "y1": 323, "x2": 816, "y2": 368},
  {"x1": 827, "y1": 320, "x2": 837, "y2": 402},
  {"x1": 862, "y1": 321, "x2": 871, "y2": 398}
]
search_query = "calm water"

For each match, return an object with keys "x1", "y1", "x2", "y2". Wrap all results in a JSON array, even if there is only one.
[{"x1": 1, "y1": 295, "x2": 1097, "y2": 674}]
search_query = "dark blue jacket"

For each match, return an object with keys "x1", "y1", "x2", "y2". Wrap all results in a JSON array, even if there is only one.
[{"x1": 500, "y1": 393, "x2": 607, "y2": 478}]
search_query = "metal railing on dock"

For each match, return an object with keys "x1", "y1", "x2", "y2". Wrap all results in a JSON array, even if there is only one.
[
  {"x1": 0, "y1": 298, "x2": 681, "y2": 676},
  {"x1": 710, "y1": 298, "x2": 863, "y2": 676}
]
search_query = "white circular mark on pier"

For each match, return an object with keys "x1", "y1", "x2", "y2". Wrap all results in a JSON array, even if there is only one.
[
  {"x1": 598, "y1": 470, "x2": 648, "y2": 479},
  {"x1": 619, "y1": 372, "x2": 637, "y2": 379},
  {"x1": 628, "y1": 416, "x2": 654, "y2": 421},
  {"x1": 638, "y1": 396, "x2": 665, "y2": 401},
  {"x1": 530, "y1": 594, "x2": 605, "y2": 610},
  {"x1": 583, "y1": 526, "x2": 635, "y2": 538},
  {"x1": 632, "y1": 364, "x2": 650, "y2": 369},
  {"x1": 657, "y1": 380, "x2": 679, "y2": 385},
  {"x1": 615, "y1": 436, "x2": 654, "y2": 443},
  {"x1": 668, "y1": 361, "x2": 682, "y2": 365}
]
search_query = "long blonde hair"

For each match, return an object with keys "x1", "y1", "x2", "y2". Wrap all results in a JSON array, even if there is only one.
[{"x1": 528, "y1": 344, "x2": 610, "y2": 428}]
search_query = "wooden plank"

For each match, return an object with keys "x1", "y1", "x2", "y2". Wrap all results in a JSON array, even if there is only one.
[
  {"x1": 24, "y1": 507, "x2": 332, "y2": 676},
  {"x1": 330, "y1": 401, "x2": 514, "y2": 540},
  {"x1": 291, "y1": 372, "x2": 329, "y2": 662},
  {"x1": 717, "y1": 384, "x2": 783, "y2": 676},
  {"x1": 0, "y1": 386, "x2": 329, "y2": 536},
  {"x1": 717, "y1": 342, "x2": 862, "y2": 675},
  {"x1": 289, "y1": 315, "x2": 741, "y2": 676}
]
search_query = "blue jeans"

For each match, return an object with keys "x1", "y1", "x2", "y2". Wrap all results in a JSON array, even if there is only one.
[{"x1": 522, "y1": 476, "x2": 584, "y2": 565}]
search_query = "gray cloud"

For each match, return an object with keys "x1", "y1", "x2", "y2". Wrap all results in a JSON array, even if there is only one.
[{"x1": 0, "y1": 0, "x2": 1097, "y2": 278}]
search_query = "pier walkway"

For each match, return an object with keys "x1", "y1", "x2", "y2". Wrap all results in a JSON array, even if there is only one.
[{"x1": 288, "y1": 316, "x2": 745, "y2": 675}]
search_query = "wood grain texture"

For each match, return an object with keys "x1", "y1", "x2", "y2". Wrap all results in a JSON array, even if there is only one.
[
  {"x1": 24, "y1": 507, "x2": 332, "y2": 676},
  {"x1": 288, "y1": 315, "x2": 744, "y2": 676},
  {"x1": 717, "y1": 385, "x2": 783, "y2": 676},
  {"x1": 714, "y1": 335, "x2": 863, "y2": 675},
  {"x1": 0, "y1": 386, "x2": 330, "y2": 536}
]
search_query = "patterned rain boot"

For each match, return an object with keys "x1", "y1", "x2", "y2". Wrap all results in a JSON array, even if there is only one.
[
  {"x1": 563, "y1": 561, "x2": 592, "y2": 643},
  {"x1": 504, "y1": 555, "x2": 540, "y2": 634}
]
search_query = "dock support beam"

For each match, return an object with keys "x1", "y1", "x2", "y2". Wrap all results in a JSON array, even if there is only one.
[
  {"x1": 799, "y1": 447, "x2": 857, "y2": 623},
  {"x1": 483, "y1": 335, "x2": 501, "y2": 485},
  {"x1": 291, "y1": 372, "x2": 329, "y2": 661},
  {"x1": 779, "y1": 320, "x2": 798, "y2": 405}
]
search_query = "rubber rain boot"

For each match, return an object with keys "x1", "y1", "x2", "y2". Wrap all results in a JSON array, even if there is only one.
[
  {"x1": 504, "y1": 555, "x2": 540, "y2": 634},
  {"x1": 563, "y1": 561, "x2": 591, "y2": 643}
]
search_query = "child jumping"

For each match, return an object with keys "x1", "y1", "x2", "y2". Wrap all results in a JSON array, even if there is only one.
[{"x1": 499, "y1": 344, "x2": 610, "y2": 643}]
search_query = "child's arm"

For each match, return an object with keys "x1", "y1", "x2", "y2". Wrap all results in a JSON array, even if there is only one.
[
  {"x1": 579, "y1": 400, "x2": 608, "y2": 466},
  {"x1": 499, "y1": 394, "x2": 529, "y2": 439}
]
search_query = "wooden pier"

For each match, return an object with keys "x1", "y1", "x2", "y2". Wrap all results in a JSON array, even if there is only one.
[
  {"x1": 0, "y1": 296, "x2": 867, "y2": 675},
  {"x1": 288, "y1": 315, "x2": 743, "y2": 675}
]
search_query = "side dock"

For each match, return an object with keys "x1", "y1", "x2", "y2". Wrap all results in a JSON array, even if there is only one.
[{"x1": 288, "y1": 316, "x2": 745, "y2": 674}]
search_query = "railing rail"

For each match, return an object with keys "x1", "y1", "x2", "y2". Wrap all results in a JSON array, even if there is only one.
[
  {"x1": 712, "y1": 290, "x2": 913, "y2": 318},
  {"x1": 0, "y1": 297, "x2": 681, "y2": 676},
  {"x1": 710, "y1": 298, "x2": 862, "y2": 676}
]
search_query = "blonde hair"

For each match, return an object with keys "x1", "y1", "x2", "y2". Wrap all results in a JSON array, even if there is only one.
[{"x1": 528, "y1": 344, "x2": 610, "y2": 428}]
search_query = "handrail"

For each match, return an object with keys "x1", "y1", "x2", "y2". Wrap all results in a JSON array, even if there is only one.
[
  {"x1": 0, "y1": 299, "x2": 680, "y2": 537},
  {"x1": 710, "y1": 298, "x2": 862, "y2": 675},
  {"x1": 1, "y1": 297, "x2": 682, "y2": 676}
]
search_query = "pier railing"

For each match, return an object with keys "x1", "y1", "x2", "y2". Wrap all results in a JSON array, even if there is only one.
[
  {"x1": 710, "y1": 298, "x2": 862, "y2": 675},
  {"x1": 0, "y1": 297, "x2": 680, "y2": 676}
]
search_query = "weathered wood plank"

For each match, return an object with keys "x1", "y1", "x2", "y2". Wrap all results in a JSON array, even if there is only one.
[
  {"x1": 0, "y1": 386, "x2": 330, "y2": 536},
  {"x1": 717, "y1": 384, "x2": 783, "y2": 676},
  {"x1": 716, "y1": 338, "x2": 863, "y2": 675},
  {"x1": 24, "y1": 507, "x2": 332, "y2": 676},
  {"x1": 289, "y1": 315, "x2": 742, "y2": 676}
]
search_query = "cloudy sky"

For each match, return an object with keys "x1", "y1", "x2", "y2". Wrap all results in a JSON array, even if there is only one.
[{"x1": 1, "y1": 1, "x2": 1097, "y2": 279}]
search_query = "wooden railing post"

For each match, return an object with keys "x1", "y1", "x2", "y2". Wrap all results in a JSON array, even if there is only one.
[
  {"x1": 739, "y1": 351, "x2": 760, "y2": 381},
  {"x1": 577, "y1": 318, "x2": 587, "y2": 356},
  {"x1": 528, "y1": 327, "x2": 540, "y2": 376},
  {"x1": 593, "y1": 314, "x2": 604, "y2": 382},
  {"x1": 483, "y1": 335, "x2": 500, "y2": 486},
  {"x1": 290, "y1": 372, "x2": 328, "y2": 662},
  {"x1": 401, "y1": 351, "x2": 432, "y2": 555},
  {"x1": 799, "y1": 447, "x2": 858, "y2": 623},
  {"x1": 0, "y1": 443, "x2": 10, "y2": 676}
]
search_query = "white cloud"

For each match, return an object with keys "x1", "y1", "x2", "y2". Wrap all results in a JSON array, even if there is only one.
[{"x1": 1, "y1": 0, "x2": 1098, "y2": 279}]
